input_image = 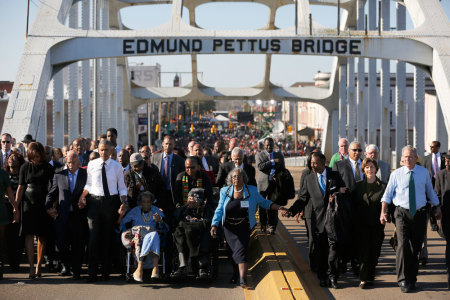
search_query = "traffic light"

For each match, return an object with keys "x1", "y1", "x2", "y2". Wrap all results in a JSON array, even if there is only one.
[
  {"x1": 228, "y1": 122, "x2": 233, "y2": 129},
  {"x1": 288, "y1": 125, "x2": 292, "y2": 133},
  {"x1": 211, "y1": 124, "x2": 217, "y2": 134},
  {"x1": 247, "y1": 121, "x2": 251, "y2": 128},
  {"x1": 155, "y1": 124, "x2": 160, "y2": 133},
  {"x1": 190, "y1": 124, "x2": 194, "y2": 133}
]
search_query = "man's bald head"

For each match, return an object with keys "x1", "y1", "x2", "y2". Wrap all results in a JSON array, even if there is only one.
[{"x1": 65, "y1": 150, "x2": 80, "y2": 173}]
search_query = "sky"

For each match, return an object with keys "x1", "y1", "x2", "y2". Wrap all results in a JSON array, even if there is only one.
[{"x1": 1, "y1": 1, "x2": 449, "y2": 88}]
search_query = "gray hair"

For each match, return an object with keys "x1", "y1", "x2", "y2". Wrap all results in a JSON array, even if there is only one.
[
  {"x1": 402, "y1": 145, "x2": 418, "y2": 157},
  {"x1": 226, "y1": 167, "x2": 249, "y2": 186},
  {"x1": 231, "y1": 147, "x2": 244, "y2": 158},
  {"x1": 338, "y1": 138, "x2": 349, "y2": 146},
  {"x1": 99, "y1": 139, "x2": 113, "y2": 148},
  {"x1": 349, "y1": 141, "x2": 361, "y2": 149},
  {"x1": 64, "y1": 150, "x2": 80, "y2": 163},
  {"x1": 137, "y1": 191, "x2": 155, "y2": 204},
  {"x1": 365, "y1": 144, "x2": 379, "y2": 153}
]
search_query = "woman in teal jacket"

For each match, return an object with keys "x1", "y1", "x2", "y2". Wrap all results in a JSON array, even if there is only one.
[{"x1": 210, "y1": 168, "x2": 288, "y2": 288}]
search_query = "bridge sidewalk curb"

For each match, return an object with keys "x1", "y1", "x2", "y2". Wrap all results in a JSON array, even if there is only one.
[{"x1": 244, "y1": 229, "x2": 313, "y2": 300}]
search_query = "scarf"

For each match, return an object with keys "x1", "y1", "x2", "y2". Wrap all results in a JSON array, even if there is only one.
[{"x1": 182, "y1": 174, "x2": 203, "y2": 204}]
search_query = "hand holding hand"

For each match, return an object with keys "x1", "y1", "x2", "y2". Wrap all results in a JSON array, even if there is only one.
[
  {"x1": 46, "y1": 208, "x2": 58, "y2": 219},
  {"x1": 434, "y1": 206, "x2": 442, "y2": 220},
  {"x1": 329, "y1": 193, "x2": 337, "y2": 203},
  {"x1": 118, "y1": 204, "x2": 128, "y2": 216},
  {"x1": 12, "y1": 209, "x2": 20, "y2": 223},
  {"x1": 281, "y1": 209, "x2": 292, "y2": 218},
  {"x1": 78, "y1": 197, "x2": 87, "y2": 209}
]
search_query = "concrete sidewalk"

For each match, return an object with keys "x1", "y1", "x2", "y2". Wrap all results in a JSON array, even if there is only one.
[{"x1": 280, "y1": 166, "x2": 450, "y2": 299}]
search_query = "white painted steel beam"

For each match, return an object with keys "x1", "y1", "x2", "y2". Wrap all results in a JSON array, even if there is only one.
[
  {"x1": 347, "y1": 58, "x2": 355, "y2": 142},
  {"x1": 394, "y1": 2, "x2": 406, "y2": 169},
  {"x1": 53, "y1": 69, "x2": 64, "y2": 148},
  {"x1": 379, "y1": 0, "x2": 390, "y2": 162},
  {"x1": 413, "y1": 67, "x2": 425, "y2": 158},
  {"x1": 356, "y1": 0, "x2": 365, "y2": 145},
  {"x1": 367, "y1": 0, "x2": 377, "y2": 145},
  {"x1": 339, "y1": 63, "x2": 347, "y2": 139},
  {"x1": 81, "y1": 0, "x2": 90, "y2": 138},
  {"x1": 68, "y1": 3, "x2": 79, "y2": 143}
]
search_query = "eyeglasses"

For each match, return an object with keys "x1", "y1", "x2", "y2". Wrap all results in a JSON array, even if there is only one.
[
  {"x1": 350, "y1": 148, "x2": 362, "y2": 152},
  {"x1": 1, "y1": 141, "x2": 10, "y2": 144},
  {"x1": 232, "y1": 175, "x2": 243, "y2": 179}
]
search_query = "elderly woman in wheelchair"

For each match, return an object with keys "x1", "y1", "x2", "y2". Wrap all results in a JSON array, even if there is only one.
[
  {"x1": 171, "y1": 188, "x2": 214, "y2": 280},
  {"x1": 119, "y1": 191, "x2": 168, "y2": 282}
]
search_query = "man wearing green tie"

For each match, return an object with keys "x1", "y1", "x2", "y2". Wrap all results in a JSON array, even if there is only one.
[{"x1": 380, "y1": 145, "x2": 442, "y2": 293}]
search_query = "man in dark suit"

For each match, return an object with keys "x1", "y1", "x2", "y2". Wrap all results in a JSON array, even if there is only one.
[
  {"x1": 332, "y1": 141, "x2": 363, "y2": 193},
  {"x1": 0, "y1": 133, "x2": 12, "y2": 169},
  {"x1": 332, "y1": 140, "x2": 363, "y2": 275},
  {"x1": 283, "y1": 153, "x2": 346, "y2": 288},
  {"x1": 45, "y1": 151, "x2": 87, "y2": 280},
  {"x1": 434, "y1": 150, "x2": 450, "y2": 289},
  {"x1": 421, "y1": 141, "x2": 445, "y2": 260},
  {"x1": 151, "y1": 135, "x2": 185, "y2": 274},
  {"x1": 256, "y1": 137, "x2": 285, "y2": 234},
  {"x1": 151, "y1": 135, "x2": 186, "y2": 212},
  {"x1": 72, "y1": 138, "x2": 91, "y2": 167},
  {"x1": 423, "y1": 141, "x2": 445, "y2": 186},
  {"x1": 193, "y1": 143, "x2": 219, "y2": 175},
  {"x1": 216, "y1": 148, "x2": 256, "y2": 188}
]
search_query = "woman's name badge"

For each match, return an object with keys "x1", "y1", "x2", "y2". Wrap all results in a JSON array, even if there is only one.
[{"x1": 241, "y1": 201, "x2": 249, "y2": 208}]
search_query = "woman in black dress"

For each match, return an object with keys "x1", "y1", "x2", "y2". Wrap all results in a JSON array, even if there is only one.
[
  {"x1": 351, "y1": 158, "x2": 386, "y2": 289},
  {"x1": 15, "y1": 142, "x2": 54, "y2": 278}
]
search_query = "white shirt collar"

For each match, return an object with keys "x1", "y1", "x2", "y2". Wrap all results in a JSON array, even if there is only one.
[{"x1": 316, "y1": 168, "x2": 327, "y2": 178}]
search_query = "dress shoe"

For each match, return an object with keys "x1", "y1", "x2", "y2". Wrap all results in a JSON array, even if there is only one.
[
  {"x1": 197, "y1": 269, "x2": 210, "y2": 279},
  {"x1": 267, "y1": 227, "x2": 276, "y2": 235},
  {"x1": 399, "y1": 281, "x2": 410, "y2": 293},
  {"x1": 319, "y1": 278, "x2": 328, "y2": 287},
  {"x1": 365, "y1": 280, "x2": 374, "y2": 286},
  {"x1": 239, "y1": 277, "x2": 248, "y2": 289},
  {"x1": 329, "y1": 278, "x2": 339, "y2": 289},
  {"x1": 409, "y1": 282, "x2": 418, "y2": 290},
  {"x1": 60, "y1": 266, "x2": 72, "y2": 276},
  {"x1": 359, "y1": 281, "x2": 366, "y2": 289},
  {"x1": 171, "y1": 267, "x2": 187, "y2": 279}
]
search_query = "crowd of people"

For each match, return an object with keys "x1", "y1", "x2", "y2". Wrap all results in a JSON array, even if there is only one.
[
  {"x1": 282, "y1": 138, "x2": 449, "y2": 293},
  {"x1": 0, "y1": 128, "x2": 449, "y2": 294}
]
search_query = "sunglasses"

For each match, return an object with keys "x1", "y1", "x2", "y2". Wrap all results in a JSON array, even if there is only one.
[
  {"x1": 350, "y1": 148, "x2": 362, "y2": 152},
  {"x1": 1, "y1": 141, "x2": 10, "y2": 144}
]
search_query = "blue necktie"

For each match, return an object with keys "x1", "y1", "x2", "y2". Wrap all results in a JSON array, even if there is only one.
[
  {"x1": 409, "y1": 171, "x2": 416, "y2": 216},
  {"x1": 69, "y1": 173, "x2": 75, "y2": 193},
  {"x1": 319, "y1": 174, "x2": 325, "y2": 195}
]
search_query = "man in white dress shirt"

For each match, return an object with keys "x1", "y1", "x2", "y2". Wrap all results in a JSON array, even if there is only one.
[{"x1": 79, "y1": 140, "x2": 127, "y2": 282}]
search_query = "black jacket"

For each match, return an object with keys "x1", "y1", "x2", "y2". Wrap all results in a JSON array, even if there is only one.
[
  {"x1": 216, "y1": 162, "x2": 256, "y2": 188},
  {"x1": 289, "y1": 167, "x2": 345, "y2": 233},
  {"x1": 124, "y1": 164, "x2": 164, "y2": 209}
]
